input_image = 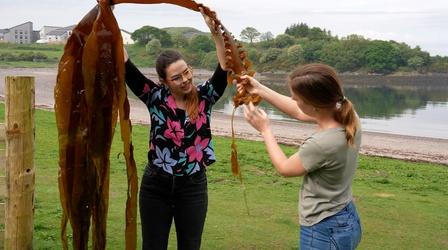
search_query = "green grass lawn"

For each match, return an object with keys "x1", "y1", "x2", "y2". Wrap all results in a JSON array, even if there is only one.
[
  {"x1": 0, "y1": 43, "x2": 156, "y2": 69},
  {"x1": 0, "y1": 43, "x2": 63, "y2": 68},
  {"x1": 0, "y1": 104, "x2": 447, "y2": 249}
]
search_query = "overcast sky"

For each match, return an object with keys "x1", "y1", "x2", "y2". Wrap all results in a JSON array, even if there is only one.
[{"x1": 1, "y1": 0, "x2": 447, "y2": 56}]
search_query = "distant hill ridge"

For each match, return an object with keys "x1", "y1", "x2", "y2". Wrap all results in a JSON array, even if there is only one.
[{"x1": 162, "y1": 27, "x2": 209, "y2": 39}]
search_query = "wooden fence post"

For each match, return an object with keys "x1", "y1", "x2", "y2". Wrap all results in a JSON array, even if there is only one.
[
  {"x1": 0, "y1": 123, "x2": 6, "y2": 248},
  {"x1": 4, "y1": 76, "x2": 35, "y2": 250}
]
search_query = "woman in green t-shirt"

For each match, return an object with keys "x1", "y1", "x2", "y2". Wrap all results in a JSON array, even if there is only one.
[{"x1": 238, "y1": 63, "x2": 362, "y2": 249}]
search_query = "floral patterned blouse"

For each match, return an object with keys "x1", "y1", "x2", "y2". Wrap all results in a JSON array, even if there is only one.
[{"x1": 125, "y1": 60, "x2": 228, "y2": 176}]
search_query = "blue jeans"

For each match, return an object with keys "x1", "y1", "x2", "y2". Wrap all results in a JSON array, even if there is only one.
[
  {"x1": 300, "y1": 201, "x2": 362, "y2": 250},
  {"x1": 139, "y1": 165, "x2": 208, "y2": 250}
]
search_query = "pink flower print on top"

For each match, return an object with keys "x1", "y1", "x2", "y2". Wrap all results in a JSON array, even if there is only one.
[
  {"x1": 186, "y1": 136, "x2": 210, "y2": 162},
  {"x1": 166, "y1": 95, "x2": 177, "y2": 112},
  {"x1": 190, "y1": 100, "x2": 206, "y2": 130},
  {"x1": 163, "y1": 118, "x2": 184, "y2": 147},
  {"x1": 143, "y1": 83, "x2": 151, "y2": 93}
]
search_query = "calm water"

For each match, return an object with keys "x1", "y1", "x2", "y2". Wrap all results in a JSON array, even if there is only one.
[{"x1": 213, "y1": 74, "x2": 448, "y2": 140}]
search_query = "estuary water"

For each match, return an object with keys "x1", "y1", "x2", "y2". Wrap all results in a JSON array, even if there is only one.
[{"x1": 213, "y1": 74, "x2": 448, "y2": 140}]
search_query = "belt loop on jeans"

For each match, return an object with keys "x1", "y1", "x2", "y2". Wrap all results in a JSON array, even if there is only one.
[
  {"x1": 147, "y1": 163, "x2": 206, "y2": 178},
  {"x1": 345, "y1": 201, "x2": 354, "y2": 211},
  {"x1": 147, "y1": 164, "x2": 172, "y2": 178}
]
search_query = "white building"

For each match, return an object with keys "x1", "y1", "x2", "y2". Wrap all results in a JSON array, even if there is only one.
[
  {"x1": 1, "y1": 22, "x2": 135, "y2": 45},
  {"x1": 0, "y1": 29, "x2": 8, "y2": 42},
  {"x1": 0, "y1": 22, "x2": 39, "y2": 44},
  {"x1": 37, "y1": 26, "x2": 62, "y2": 43},
  {"x1": 41, "y1": 25, "x2": 75, "y2": 44}
]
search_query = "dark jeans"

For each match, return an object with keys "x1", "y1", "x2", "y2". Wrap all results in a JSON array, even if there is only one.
[
  {"x1": 300, "y1": 201, "x2": 362, "y2": 249},
  {"x1": 139, "y1": 165, "x2": 208, "y2": 250}
]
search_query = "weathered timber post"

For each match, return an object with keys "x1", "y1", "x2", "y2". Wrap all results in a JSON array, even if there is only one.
[
  {"x1": 0, "y1": 123, "x2": 6, "y2": 248},
  {"x1": 4, "y1": 76, "x2": 35, "y2": 250}
]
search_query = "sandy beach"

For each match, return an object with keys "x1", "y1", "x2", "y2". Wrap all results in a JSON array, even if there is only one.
[{"x1": 1, "y1": 67, "x2": 447, "y2": 165}]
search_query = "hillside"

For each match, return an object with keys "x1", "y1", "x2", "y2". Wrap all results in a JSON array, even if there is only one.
[
  {"x1": 162, "y1": 27, "x2": 209, "y2": 39},
  {"x1": 1, "y1": 22, "x2": 448, "y2": 74}
]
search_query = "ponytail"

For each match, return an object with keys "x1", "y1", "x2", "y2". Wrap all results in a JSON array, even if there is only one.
[
  {"x1": 289, "y1": 63, "x2": 360, "y2": 145},
  {"x1": 334, "y1": 98, "x2": 359, "y2": 146}
]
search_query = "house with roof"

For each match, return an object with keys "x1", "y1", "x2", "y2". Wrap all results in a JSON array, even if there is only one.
[
  {"x1": 1, "y1": 22, "x2": 135, "y2": 45},
  {"x1": 0, "y1": 22, "x2": 39, "y2": 44},
  {"x1": 0, "y1": 29, "x2": 8, "y2": 42},
  {"x1": 38, "y1": 26, "x2": 62, "y2": 42},
  {"x1": 37, "y1": 25, "x2": 135, "y2": 44},
  {"x1": 42, "y1": 25, "x2": 76, "y2": 44}
]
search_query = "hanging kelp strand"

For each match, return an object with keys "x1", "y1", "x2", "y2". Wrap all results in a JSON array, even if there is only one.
[{"x1": 55, "y1": 0, "x2": 137, "y2": 249}]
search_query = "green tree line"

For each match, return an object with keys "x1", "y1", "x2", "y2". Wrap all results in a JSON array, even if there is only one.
[
  {"x1": 128, "y1": 23, "x2": 448, "y2": 74},
  {"x1": 1, "y1": 22, "x2": 446, "y2": 74}
]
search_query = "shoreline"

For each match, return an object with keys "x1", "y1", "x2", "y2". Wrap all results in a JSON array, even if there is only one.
[
  {"x1": 210, "y1": 111, "x2": 448, "y2": 166},
  {"x1": 86, "y1": 97, "x2": 448, "y2": 166},
  {"x1": 1, "y1": 65, "x2": 448, "y2": 76},
  {"x1": 1, "y1": 67, "x2": 447, "y2": 166}
]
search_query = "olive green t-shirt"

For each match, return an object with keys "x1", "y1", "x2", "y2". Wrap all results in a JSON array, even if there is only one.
[{"x1": 298, "y1": 127, "x2": 361, "y2": 226}]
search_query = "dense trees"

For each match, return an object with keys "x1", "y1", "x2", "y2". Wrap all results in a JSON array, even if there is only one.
[
  {"x1": 188, "y1": 35, "x2": 214, "y2": 53},
  {"x1": 274, "y1": 34, "x2": 295, "y2": 48},
  {"x1": 285, "y1": 23, "x2": 310, "y2": 37},
  {"x1": 128, "y1": 23, "x2": 448, "y2": 74},
  {"x1": 364, "y1": 40, "x2": 401, "y2": 73},
  {"x1": 131, "y1": 25, "x2": 173, "y2": 47},
  {"x1": 285, "y1": 22, "x2": 332, "y2": 41},
  {"x1": 429, "y1": 56, "x2": 448, "y2": 72},
  {"x1": 259, "y1": 31, "x2": 274, "y2": 42},
  {"x1": 240, "y1": 27, "x2": 260, "y2": 44},
  {"x1": 145, "y1": 39, "x2": 161, "y2": 56}
]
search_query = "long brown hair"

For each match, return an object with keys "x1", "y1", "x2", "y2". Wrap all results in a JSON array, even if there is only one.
[
  {"x1": 288, "y1": 63, "x2": 359, "y2": 145},
  {"x1": 156, "y1": 50, "x2": 199, "y2": 120}
]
